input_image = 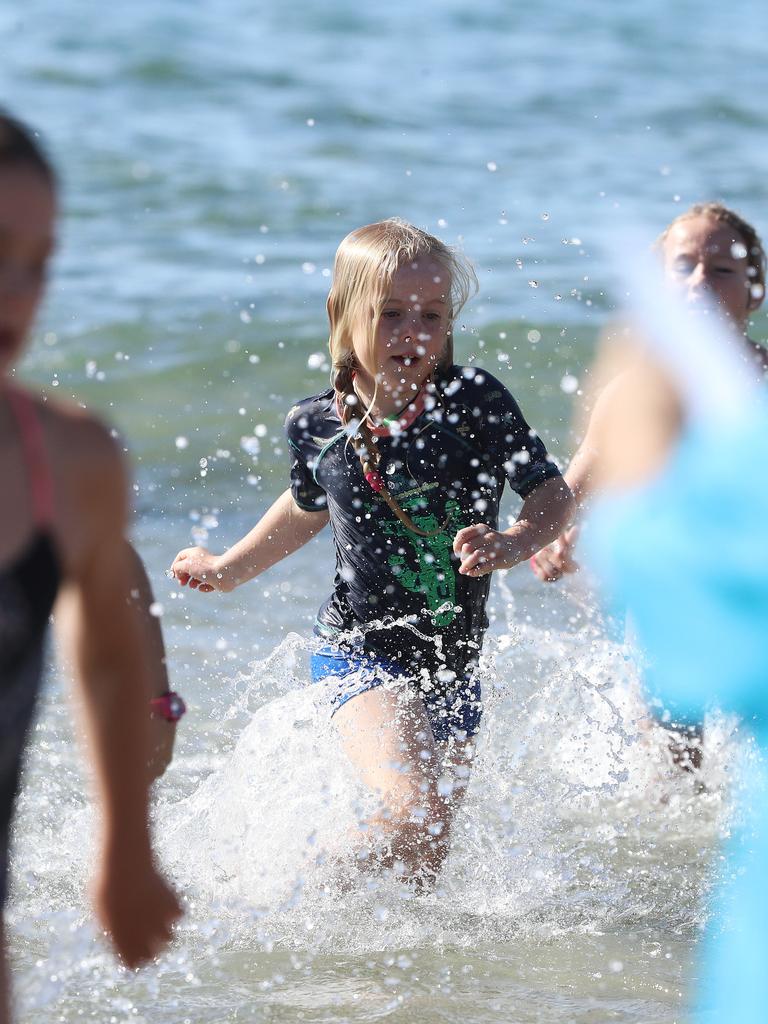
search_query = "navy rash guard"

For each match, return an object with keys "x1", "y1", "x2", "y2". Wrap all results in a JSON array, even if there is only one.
[{"x1": 285, "y1": 364, "x2": 562, "y2": 676}]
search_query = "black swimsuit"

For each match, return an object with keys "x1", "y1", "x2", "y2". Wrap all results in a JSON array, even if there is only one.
[
  {"x1": 0, "y1": 390, "x2": 60, "y2": 905},
  {"x1": 285, "y1": 364, "x2": 562, "y2": 680}
]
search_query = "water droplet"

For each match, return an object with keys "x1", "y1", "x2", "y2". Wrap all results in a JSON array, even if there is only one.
[
  {"x1": 540, "y1": 212, "x2": 550, "y2": 221},
  {"x1": 175, "y1": 436, "x2": 189, "y2": 450},
  {"x1": 560, "y1": 374, "x2": 579, "y2": 394},
  {"x1": 240, "y1": 436, "x2": 261, "y2": 457},
  {"x1": 528, "y1": 280, "x2": 539, "y2": 289},
  {"x1": 306, "y1": 118, "x2": 315, "y2": 127},
  {"x1": 486, "y1": 161, "x2": 498, "y2": 172},
  {"x1": 149, "y1": 602, "x2": 164, "y2": 618},
  {"x1": 731, "y1": 242, "x2": 748, "y2": 259},
  {"x1": 307, "y1": 352, "x2": 326, "y2": 370},
  {"x1": 302, "y1": 262, "x2": 316, "y2": 275},
  {"x1": 527, "y1": 330, "x2": 541, "y2": 343}
]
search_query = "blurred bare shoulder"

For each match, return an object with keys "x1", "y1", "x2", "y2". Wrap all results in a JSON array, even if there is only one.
[{"x1": 35, "y1": 395, "x2": 130, "y2": 576}]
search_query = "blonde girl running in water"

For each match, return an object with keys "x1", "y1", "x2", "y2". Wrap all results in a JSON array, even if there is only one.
[{"x1": 173, "y1": 219, "x2": 573, "y2": 886}]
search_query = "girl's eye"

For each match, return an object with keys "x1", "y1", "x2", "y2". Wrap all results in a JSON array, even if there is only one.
[
  {"x1": 424, "y1": 311, "x2": 441, "y2": 321},
  {"x1": 673, "y1": 261, "x2": 694, "y2": 275},
  {"x1": 382, "y1": 309, "x2": 400, "y2": 319},
  {"x1": 715, "y1": 266, "x2": 734, "y2": 275}
]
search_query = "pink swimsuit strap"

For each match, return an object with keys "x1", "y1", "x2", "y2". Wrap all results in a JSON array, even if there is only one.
[{"x1": 5, "y1": 388, "x2": 55, "y2": 528}]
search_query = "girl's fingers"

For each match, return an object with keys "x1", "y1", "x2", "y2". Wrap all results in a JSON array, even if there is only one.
[
  {"x1": 459, "y1": 546, "x2": 497, "y2": 574},
  {"x1": 529, "y1": 555, "x2": 547, "y2": 579},
  {"x1": 198, "y1": 583, "x2": 215, "y2": 593},
  {"x1": 453, "y1": 523, "x2": 490, "y2": 555},
  {"x1": 459, "y1": 557, "x2": 493, "y2": 577}
]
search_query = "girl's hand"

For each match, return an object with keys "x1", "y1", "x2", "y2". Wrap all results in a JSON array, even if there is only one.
[
  {"x1": 170, "y1": 547, "x2": 226, "y2": 593},
  {"x1": 529, "y1": 526, "x2": 580, "y2": 582},
  {"x1": 453, "y1": 524, "x2": 521, "y2": 577},
  {"x1": 94, "y1": 849, "x2": 182, "y2": 967}
]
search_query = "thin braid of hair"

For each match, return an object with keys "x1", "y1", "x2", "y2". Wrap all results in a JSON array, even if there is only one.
[{"x1": 332, "y1": 362, "x2": 448, "y2": 538}]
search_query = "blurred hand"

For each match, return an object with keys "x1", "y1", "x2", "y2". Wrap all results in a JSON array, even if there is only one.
[
  {"x1": 170, "y1": 547, "x2": 225, "y2": 593},
  {"x1": 529, "y1": 526, "x2": 580, "y2": 582},
  {"x1": 94, "y1": 851, "x2": 182, "y2": 968}
]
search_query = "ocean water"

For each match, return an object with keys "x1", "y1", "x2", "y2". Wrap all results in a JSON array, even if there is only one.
[{"x1": 2, "y1": 1, "x2": 768, "y2": 1020}]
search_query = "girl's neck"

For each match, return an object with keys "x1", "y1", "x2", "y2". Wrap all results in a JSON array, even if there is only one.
[{"x1": 353, "y1": 378, "x2": 427, "y2": 423}]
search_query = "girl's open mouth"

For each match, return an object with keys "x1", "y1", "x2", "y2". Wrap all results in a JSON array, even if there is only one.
[{"x1": 391, "y1": 354, "x2": 420, "y2": 367}]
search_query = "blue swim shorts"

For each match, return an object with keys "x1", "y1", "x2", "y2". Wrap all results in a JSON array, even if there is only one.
[{"x1": 310, "y1": 642, "x2": 483, "y2": 743}]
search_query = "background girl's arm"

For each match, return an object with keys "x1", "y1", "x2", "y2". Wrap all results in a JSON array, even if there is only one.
[
  {"x1": 172, "y1": 487, "x2": 329, "y2": 592},
  {"x1": 56, "y1": 420, "x2": 181, "y2": 967},
  {"x1": 531, "y1": 371, "x2": 629, "y2": 582},
  {"x1": 455, "y1": 475, "x2": 574, "y2": 577}
]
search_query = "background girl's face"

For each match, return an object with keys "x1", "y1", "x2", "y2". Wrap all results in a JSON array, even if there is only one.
[
  {"x1": 661, "y1": 214, "x2": 761, "y2": 330},
  {"x1": 0, "y1": 165, "x2": 56, "y2": 376},
  {"x1": 353, "y1": 258, "x2": 450, "y2": 403}
]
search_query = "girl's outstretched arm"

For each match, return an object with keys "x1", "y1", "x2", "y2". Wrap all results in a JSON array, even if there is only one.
[
  {"x1": 455, "y1": 475, "x2": 575, "y2": 578},
  {"x1": 172, "y1": 488, "x2": 330, "y2": 593}
]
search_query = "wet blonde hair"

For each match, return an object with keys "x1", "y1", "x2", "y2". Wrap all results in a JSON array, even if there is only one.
[
  {"x1": 656, "y1": 202, "x2": 766, "y2": 304},
  {"x1": 328, "y1": 218, "x2": 476, "y2": 387},
  {"x1": 327, "y1": 218, "x2": 477, "y2": 536}
]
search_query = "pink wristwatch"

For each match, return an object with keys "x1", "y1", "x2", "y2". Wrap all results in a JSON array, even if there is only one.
[{"x1": 149, "y1": 691, "x2": 186, "y2": 723}]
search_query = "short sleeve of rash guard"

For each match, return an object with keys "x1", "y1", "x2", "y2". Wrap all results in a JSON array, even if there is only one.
[
  {"x1": 469, "y1": 370, "x2": 562, "y2": 498},
  {"x1": 284, "y1": 404, "x2": 328, "y2": 512}
]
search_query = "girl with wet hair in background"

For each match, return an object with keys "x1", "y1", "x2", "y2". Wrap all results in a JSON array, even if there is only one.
[
  {"x1": 0, "y1": 112, "x2": 181, "y2": 1022},
  {"x1": 530, "y1": 203, "x2": 766, "y2": 775},
  {"x1": 172, "y1": 218, "x2": 573, "y2": 888},
  {"x1": 531, "y1": 202, "x2": 767, "y2": 585}
]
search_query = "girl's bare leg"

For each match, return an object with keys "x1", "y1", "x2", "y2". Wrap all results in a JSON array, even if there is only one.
[{"x1": 333, "y1": 684, "x2": 473, "y2": 884}]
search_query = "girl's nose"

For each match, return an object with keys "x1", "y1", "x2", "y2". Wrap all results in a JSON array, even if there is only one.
[{"x1": 687, "y1": 262, "x2": 708, "y2": 294}]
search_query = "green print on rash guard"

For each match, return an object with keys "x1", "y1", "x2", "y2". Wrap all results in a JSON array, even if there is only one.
[
  {"x1": 284, "y1": 366, "x2": 564, "y2": 647},
  {"x1": 377, "y1": 495, "x2": 464, "y2": 628}
]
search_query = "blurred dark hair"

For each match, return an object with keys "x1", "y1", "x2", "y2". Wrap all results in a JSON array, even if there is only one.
[{"x1": 0, "y1": 111, "x2": 56, "y2": 187}]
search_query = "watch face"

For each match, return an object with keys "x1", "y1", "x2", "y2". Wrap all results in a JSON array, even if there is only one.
[{"x1": 168, "y1": 694, "x2": 186, "y2": 720}]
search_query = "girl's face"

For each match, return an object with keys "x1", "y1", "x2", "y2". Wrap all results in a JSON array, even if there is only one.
[
  {"x1": 0, "y1": 165, "x2": 56, "y2": 376},
  {"x1": 354, "y1": 258, "x2": 450, "y2": 404},
  {"x1": 661, "y1": 214, "x2": 762, "y2": 331}
]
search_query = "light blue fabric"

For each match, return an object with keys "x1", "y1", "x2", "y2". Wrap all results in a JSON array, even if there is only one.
[{"x1": 588, "y1": 400, "x2": 768, "y2": 1023}]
